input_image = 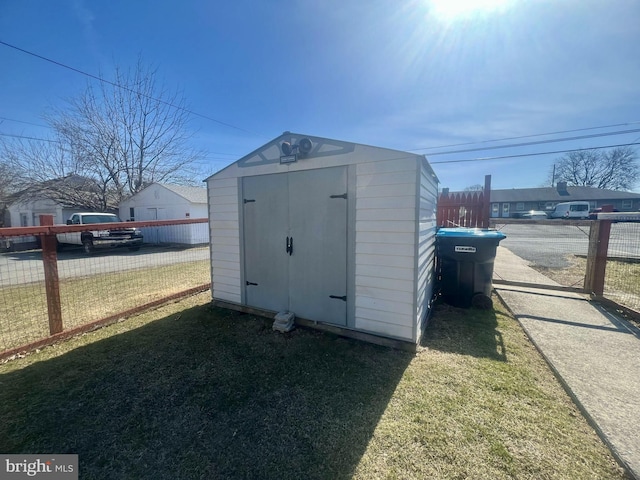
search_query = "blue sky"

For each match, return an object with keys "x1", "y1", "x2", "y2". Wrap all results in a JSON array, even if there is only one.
[{"x1": 1, "y1": 0, "x2": 639, "y2": 192}]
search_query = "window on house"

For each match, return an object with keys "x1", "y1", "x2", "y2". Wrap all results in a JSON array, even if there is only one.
[
  {"x1": 516, "y1": 203, "x2": 525, "y2": 211},
  {"x1": 622, "y1": 200, "x2": 633, "y2": 210},
  {"x1": 491, "y1": 204, "x2": 499, "y2": 214},
  {"x1": 20, "y1": 213, "x2": 28, "y2": 227},
  {"x1": 129, "y1": 207, "x2": 135, "y2": 221}
]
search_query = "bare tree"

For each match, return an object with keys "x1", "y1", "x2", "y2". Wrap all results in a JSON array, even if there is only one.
[
  {"x1": 464, "y1": 184, "x2": 484, "y2": 192},
  {"x1": 549, "y1": 147, "x2": 638, "y2": 191},
  {"x1": 49, "y1": 58, "x2": 203, "y2": 200},
  {"x1": 1, "y1": 137, "x2": 109, "y2": 210},
  {"x1": 2, "y1": 57, "x2": 203, "y2": 210}
]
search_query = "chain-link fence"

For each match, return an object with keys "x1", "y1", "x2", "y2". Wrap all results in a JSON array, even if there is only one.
[{"x1": 0, "y1": 219, "x2": 210, "y2": 356}]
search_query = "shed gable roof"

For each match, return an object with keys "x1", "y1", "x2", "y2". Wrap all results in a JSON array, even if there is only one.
[{"x1": 206, "y1": 132, "x2": 439, "y2": 183}]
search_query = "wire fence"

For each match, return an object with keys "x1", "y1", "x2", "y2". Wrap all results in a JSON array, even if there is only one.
[
  {"x1": 492, "y1": 219, "x2": 640, "y2": 315},
  {"x1": 0, "y1": 219, "x2": 210, "y2": 357},
  {"x1": 603, "y1": 222, "x2": 640, "y2": 313},
  {"x1": 493, "y1": 220, "x2": 591, "y2": 290}
]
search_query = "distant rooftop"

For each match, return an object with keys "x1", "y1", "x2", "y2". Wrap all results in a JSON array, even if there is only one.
[{"x1": 160, "y1": 184, "x2": 207, "y2": 203}]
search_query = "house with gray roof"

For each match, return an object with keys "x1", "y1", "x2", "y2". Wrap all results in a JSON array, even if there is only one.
[
  {"x1": 118, "y1": 183, "x2": 209, "y2": 244},
  {"x1": 488, "y1": 182, "x2": 640, "y2": 218}
]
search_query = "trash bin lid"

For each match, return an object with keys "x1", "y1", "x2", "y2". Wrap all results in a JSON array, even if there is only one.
[{"x1": 436, "y1": 228, "x2": 506, "y2": 240}]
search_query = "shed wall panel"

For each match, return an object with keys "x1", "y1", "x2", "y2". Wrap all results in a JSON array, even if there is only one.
[
  {"x1": 354, "y1": 159, "x2": 418, "y2": 340},
  {"x1": 354, "y1": 317, "x2": 413, "y2": 341},
  {"x1": 208, "y1": 179, "x2": 241, "y2": 304},
  {"x1": 355, "y1": 285, "x2": 414, "y2": 304},
  {"x1": 415, "y1": 161, "x2": 439, "y2": 340}
]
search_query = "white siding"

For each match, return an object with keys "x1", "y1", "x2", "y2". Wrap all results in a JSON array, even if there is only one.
[
  {"x1": 118, "y1": 184, "x2": 210, "y2": 245},
  {"x1": 208, "y1": 177, "x2": 241, "y2": 304},
  {"x1": 415, "y1": 160, "x2": 438, "y2": 340},
  {"x1": 354, "y1": 157, "x2": 417, "y2": 341}
]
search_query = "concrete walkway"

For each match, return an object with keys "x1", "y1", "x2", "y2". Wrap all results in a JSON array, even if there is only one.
[{"x1": 493, "y1": 247, "x2": 640, "y2": 479}]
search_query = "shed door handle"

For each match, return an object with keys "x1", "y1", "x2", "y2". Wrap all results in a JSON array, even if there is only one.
[{"x1": 286, "y1": 236, "x2": 293, "y2": 255}]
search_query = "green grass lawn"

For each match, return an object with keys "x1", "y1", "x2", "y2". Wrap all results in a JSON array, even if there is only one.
[{"x1": 0, "y1": 293, "x2": 624, "y2": 479}]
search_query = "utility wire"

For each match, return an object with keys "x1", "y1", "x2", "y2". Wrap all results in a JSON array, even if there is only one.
[
  {"x1": 3, "y1": 131, "x2": 640, "y2": 165},
  {"x1": 0, "y1": 40, "x2": 264, "y2": 138},
  {"x1": 0, "y1": 132, "x2": 60, "y2": 143},
  {"x1": 425, "y1": 128, "x2": 640, "y2": 156},
  {"x1": 410, "y1": 121, "x2": 640, "y2": 151},
  {"x1": 0, "y1": 116, "x2": 49, "y2": 128},
  {"x1": 3, "y1": 41, "x2": 639, "y2": 159},
  {"x1": 429, "y1": 142, "x2": 640, "y2": 164}
]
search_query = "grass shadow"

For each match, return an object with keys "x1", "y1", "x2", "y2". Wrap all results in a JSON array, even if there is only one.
[
  {"x1": 0, "y1": 304, "x2": 412, "y2": 479},
  {"x1": 422, "y1": 300, "x2": 507, "y2": 361}
]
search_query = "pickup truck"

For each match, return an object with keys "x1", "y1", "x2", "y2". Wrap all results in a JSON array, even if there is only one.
[{"x1": 57, "y1": 212, "x2": 143, "y2": 254}]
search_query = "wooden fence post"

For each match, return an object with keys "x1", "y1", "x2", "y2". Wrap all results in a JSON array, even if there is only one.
[
  {"x1": 39, "y1": 214, "x2": 63, "y2": 334},
  {"x1": 482, "y1": 175, "x2": 491, "y2": 228},
  {"x1": 584, "y1": 206, "x2": 613, "y2": 296}
]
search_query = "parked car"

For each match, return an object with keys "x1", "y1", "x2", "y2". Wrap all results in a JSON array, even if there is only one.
[
  {"x1": 522, "y1": 210, "x2": 548, "y2": 220},
  {"x1": 57, "y1": 212, "x2": 143, "y2": 254},
  {"x1": 548, "y1": 201, "x2": 590, "y2": 219}
]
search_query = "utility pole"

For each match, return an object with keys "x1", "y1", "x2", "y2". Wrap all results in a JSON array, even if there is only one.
[{"x1": 551, "y1": 164, "x2": 556, "y2": 187}]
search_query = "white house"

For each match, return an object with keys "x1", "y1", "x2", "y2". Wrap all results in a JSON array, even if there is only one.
[
  {"x1": 6, "y1": 174, "x2": 104, "y2": 249},
  {"x1": 205, "y1": 132, "x2": 439, "y2": 348},
  {"x1": 119, "y1": 183, "x2": 209, "y2": 245}
]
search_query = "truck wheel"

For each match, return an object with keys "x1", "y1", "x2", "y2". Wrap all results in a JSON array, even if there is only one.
[{"x1": 82, "y1": 238, "x2": 95, "y2": 254}]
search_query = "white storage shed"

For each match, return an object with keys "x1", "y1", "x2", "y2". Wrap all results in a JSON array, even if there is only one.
[
  {"x1": 119, "y1": 183, "x2": 209, "y2": 244},
  {"x1": 206, "y1": 133, "x2": 439, "y2": 347}
]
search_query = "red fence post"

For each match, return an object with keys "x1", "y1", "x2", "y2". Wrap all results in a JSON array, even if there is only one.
[{"x1": 39, "y1": 214, "x2": 63, "y2": 335}]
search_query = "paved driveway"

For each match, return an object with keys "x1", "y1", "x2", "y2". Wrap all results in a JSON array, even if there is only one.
[
  {"x1": 0, "y1": 245, "x2": 210, "y2": 287},
  {"x1": 495, "y1": 222, "x2": 639, "y2": 269}
]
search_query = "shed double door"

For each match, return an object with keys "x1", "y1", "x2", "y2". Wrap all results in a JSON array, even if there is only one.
[{"x1": 242, "y1": 166, "x2": 347, "y2": 326}]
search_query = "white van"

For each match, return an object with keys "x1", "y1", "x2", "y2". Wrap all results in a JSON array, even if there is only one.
[{"x1": 549, "y1": 201, "x2": 590, "y2": 219}]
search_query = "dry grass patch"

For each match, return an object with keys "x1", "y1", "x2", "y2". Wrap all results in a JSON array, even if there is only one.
[
  {"x1": 532, "y1": 255, "x2": 640, "y2": 314},
  {"x1": 0, "y1": 293, "x2": 624, "y2": 479},
  {"x1": 0, "y1": 260, "x2": 209, "y2": 351}
]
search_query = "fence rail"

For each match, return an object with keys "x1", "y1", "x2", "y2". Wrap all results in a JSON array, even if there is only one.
[{"x1": 0, "y1": 216, "x2": 211, "y2": 359}]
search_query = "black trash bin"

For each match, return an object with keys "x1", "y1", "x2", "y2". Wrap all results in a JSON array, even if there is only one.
[{"x1": 436, "y1": 228, "x2": 506, "y2": 308}]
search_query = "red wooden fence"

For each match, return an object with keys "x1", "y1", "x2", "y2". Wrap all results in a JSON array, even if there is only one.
[{"x1": 437, "y1": 175, "x2": 491, "y2": 228}]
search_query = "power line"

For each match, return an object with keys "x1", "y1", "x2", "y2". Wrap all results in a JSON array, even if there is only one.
[
  {"x1": 429, "y1": 142, "x2": 640, "y2": 164},
  {"x1": 424, "y1": 128, "x2": 640, "y2": 156},
  {"x1": 0, "y1": 116, "x2": 49, "y2": 128},
  {"x1": 0, "y1": 132, "x2": 60, "y2": 143},
  {"x1": 0, "y1": 40, "x2": 264, "y2": 138},
  {"x1": 0, "y1": 131, "x2": 247, "y2": 159},
  {"x1": 410, "y1": 121, "x2": 640, "y2": 151}
]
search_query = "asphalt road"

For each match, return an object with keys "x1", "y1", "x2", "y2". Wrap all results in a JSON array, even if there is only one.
[
  {"x1": 495, "y1": 221, "x2": 640, "y2": 269},
  {"x1": 0, "y1": 244, "x2": 210, "y2": 288}
]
